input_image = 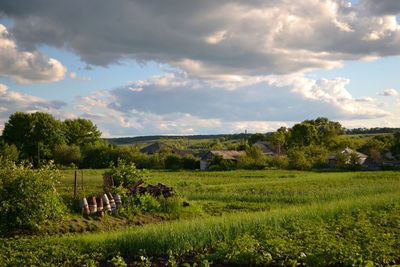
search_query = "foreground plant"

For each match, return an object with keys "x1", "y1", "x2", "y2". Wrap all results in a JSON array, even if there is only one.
[{"x1": 0, "y1": 161, "x2": 66, "y2": 234}]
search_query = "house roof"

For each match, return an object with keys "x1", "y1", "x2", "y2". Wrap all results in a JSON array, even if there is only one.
[
  {"x1": 202, "y1": 150, "x2": 246, "y2": 160},
  {"x1": 254, "y1": 141, "x2": 276, "y2": 155},
  {"x1": 328, "y1": 147, "x2": 368, "y2": 160},
  {"x1": 341, "y1": 147, "x2": 368, "y2": 158}
]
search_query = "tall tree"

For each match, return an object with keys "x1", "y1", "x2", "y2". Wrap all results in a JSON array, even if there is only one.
[
  {"x1": 271, "y1": 127, "x2": 288, "y2": 154},
  {"x1": 1, "y1": 112, "x2": 32, "y2": 158},
  {"x1": 63, "y1": 118, "x2": 101, "y2": 147},
  {"x1": 288, "y1": 122, "x2": 319, "y2": 147},
  {"x1": 2, "y1": 112, "x2": 65, "y2": 163},
  {"x1": 304, "y1": 117, "x2": 344, "y2": 145}
]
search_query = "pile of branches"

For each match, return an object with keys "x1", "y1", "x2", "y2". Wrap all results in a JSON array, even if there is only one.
[{"x1": 130, "y1": 180, "x2": 176, "y2": 198}]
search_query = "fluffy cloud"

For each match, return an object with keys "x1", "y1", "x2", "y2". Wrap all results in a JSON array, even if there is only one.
[
  {"x1": 379, "y1": 88, "x2": 399, "y2": 96},
  {"x1": 71, "y1": 71, "x2": 389, "y2": 136},
  {"x1": 0, "y1": 24, "x2": 66, "y2": 84},
  {"x1": 1, "y1": 0, "x2": 400, "y2": 79},
  {"x1": 0, "y1": 83, "x2": 67, "y2": 129}
]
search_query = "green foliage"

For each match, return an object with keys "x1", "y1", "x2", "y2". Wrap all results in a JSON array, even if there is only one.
[
  {"x1": 237, "y1": 146, "x2": 267, "y2": 170},
  {"x1": 288, "y1": 122, "x2": 319, "y2": 147},
  {"x1": 271, "y1": 127, "x2": 288, "y2": 154},
  {"x1": 0, "y1": 162, "x2": 66, "y2": 233},
  {"x1": 0, "y1": 140, "x2": 19, "y2": 162},
  {"x1": 214, "y1": 234, "x2": 272, "y2": 265},
  {"x1": 53, "y1": 144, "x2": 82, "y2": 167},
  {"x1": 63, "y1": 118, "x2": 101, "y2": 147},
  {"x1": 208, "y1": 155, "x2": 236, "y2": 171},
  {"x1": 1, "y1": 170, "x2": 400, "y2": 265},
  {"x1": 2, "y1": 112, "x2": 66, "y2": 163},
  {"x1": 109, "y1": 254, "x2": 128, "y2": 267},
  {"x1": 104, "y1": 159, "x2": 145, "y2": 188},
  {"x1": 248, "y1": 133, "x2": 267, "y2": 145},
  {"x1": 134, "y1": 193, "x2": 161, "y2": 212},
  {"x1": 265, "y1": 155, "x2": 289, "y2": 169},
  {"x1": 288, "y1": 149, "x2": 312, "y2": 170}
]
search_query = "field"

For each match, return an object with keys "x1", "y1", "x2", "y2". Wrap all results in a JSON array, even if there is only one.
[{"x1": 1, "y1": 170, "x2": 400, "y2": 266}]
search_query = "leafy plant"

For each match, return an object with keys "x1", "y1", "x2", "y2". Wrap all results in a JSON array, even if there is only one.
[
  {"x1": 104, "y1": 159, "x2": 146, "y2": 189},
  {"x1": 0, "y1": 162, "x2": 66, "y2": 233}
]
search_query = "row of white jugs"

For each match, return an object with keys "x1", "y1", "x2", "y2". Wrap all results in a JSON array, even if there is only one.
[{"x1": 79, "y1": 193, "x2": 122, "y2": 215}]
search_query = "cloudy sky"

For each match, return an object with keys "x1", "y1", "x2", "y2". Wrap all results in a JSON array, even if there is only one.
[{"x1": 0, "y1": 0, "x2": 399, "y2": 137}]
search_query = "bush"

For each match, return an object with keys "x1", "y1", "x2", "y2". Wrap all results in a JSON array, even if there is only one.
[
  {"x1": 0, "y1": 162, "x2": 66, "y2": 233},
  {"x1": 134, "y1": 193, "x2": 160, "y2": 212},
  {"x1": 104, "y1": 159, "x2": 146, "y2": 189},
  {"x1": 288, "y1": 150, "x2": 312, "y2": 170},
  {"x1": 266, "y1": 155, "x2": 289, "y2": 169}
]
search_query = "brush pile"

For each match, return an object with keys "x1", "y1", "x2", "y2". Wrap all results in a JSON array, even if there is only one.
[{"x1": 130, "y1": 180, "x2": 176, "y2": 198}]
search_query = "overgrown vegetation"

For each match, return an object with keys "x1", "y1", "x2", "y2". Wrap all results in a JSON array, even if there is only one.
[
  {"x1": 0, "y1": 161, "x2": 66, "y2": 234},
  {"x1": 1, "y1": 112, "x2": 400, "y2": 171}
]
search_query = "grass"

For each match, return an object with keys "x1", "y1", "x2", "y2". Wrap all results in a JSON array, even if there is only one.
[{"x1": 1, "y1": 169, "x2": 399, "y2": 266}]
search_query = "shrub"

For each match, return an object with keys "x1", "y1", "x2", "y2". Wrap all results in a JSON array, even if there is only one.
[
  {"x1": 104, "y1": 159, "x2": 146, "y2": 189},
  {"x1": 288, "y1": 150, "x2": 312, "y2": 170},
  {"x1": 134, "y1": 193, "x2": 160, "y2": 212},
  {"x1": 0, "y1": 162, "x2": 66, "y2": 233}
]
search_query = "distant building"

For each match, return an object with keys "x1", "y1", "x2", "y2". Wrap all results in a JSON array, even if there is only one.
[
  {"x1": 328, "y1": 147, "x2": 368, "y2": 167},
  {"x1": 140, "y1": 142, "x2": 192, "y2": 156},
  {"x1": 253, "y1": 141, "x2": 277, "y2": 156},
  {"x1": 200, "y1": 150, "x2": 246, "y2": 170}
]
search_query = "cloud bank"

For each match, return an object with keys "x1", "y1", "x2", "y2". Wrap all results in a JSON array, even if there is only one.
[{"x1": 1, "y1": 0, "x2": 400, "y2": 80}]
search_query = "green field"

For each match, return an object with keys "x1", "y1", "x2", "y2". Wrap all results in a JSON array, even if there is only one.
[{"x1": 1, "y1": 170, "x2": 400, "y2": 266}]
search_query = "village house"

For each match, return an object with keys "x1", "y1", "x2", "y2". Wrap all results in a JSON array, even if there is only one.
[
  {"x1": 200, "y1": 150, "x2": 246, "y2": 170},
  {"x1": 254, "y1": 141, "x2": 277, "y2": 156},
  {"x1": 327, "y1": 147, "x2": 368, "y2": 168}
]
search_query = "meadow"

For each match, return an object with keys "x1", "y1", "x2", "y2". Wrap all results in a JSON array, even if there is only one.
[{"x1": 1, "y1": 170, "x2": 399, "y2": 266}]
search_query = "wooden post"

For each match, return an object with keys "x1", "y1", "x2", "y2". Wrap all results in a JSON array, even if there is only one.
[
  {"x1": 74, "y1": 170, "x2": 78, "y2": 198},
  {"x1": 81, "y1": 170, "x2": 84, "y2": 191}
]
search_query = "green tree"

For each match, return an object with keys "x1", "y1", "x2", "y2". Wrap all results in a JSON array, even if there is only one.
[
  {"x1": 288, "y1": 122, "x2": 319, "y2": 147},
  {"x1": 2, "y1": 112, "x2": 65, "y2": 164},
  {"x1": 2, "y1": 112, "x2": 33, "y2": 159},
  {"x1": 248, "y1": 133, "x2": 267, "y2": 145},
  {"x1": 271, "y1": 127, "x2": 288, "y2": 154},
  {"x1": 53, "y1": 144, "x2": 82, "y2": 167},
  {"x1": 63, "y1": 118, "x2": 101, "y2": 147}
]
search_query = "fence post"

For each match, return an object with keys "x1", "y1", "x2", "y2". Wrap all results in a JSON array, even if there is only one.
[{"x1": 74, "y1": 170, "x2": 78, "y2": 198}]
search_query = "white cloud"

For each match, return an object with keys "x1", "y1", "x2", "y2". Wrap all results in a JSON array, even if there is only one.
[
  {"x1": 0, "y1": 83, "x2": 67, "y2": 130},
  {"x1": 379, "y1": 88, "x2": 399, "y2": 96},
  {"x1": 0, "y1": 24, "x2": 66, "y2": 84},
  {"x1": 69, "y1": 71, "x2": 392, "y2": 136},
  {"x1": 69, "y1": 71, "x2": 90, "y2": 81}
]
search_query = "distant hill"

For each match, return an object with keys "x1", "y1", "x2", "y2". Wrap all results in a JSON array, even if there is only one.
[
  {"x1": 345, "y1": 127, "x2": 400, "y2": 135},
  {"x1": 105, "y1": 133, "x2": 252, "y2": 145},
  {"x1": 105, "y1": 127, "x2": 400, "y2": 145}
]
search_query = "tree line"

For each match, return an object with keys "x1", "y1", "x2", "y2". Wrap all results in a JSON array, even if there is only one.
[{"x1": 1, "y1": 112, "x2": 399, "y2": 170}]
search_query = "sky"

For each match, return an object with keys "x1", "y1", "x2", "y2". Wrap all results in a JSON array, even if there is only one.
[{"x1": 0, "y1": 0, "x2": 399, "y2": 137}]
